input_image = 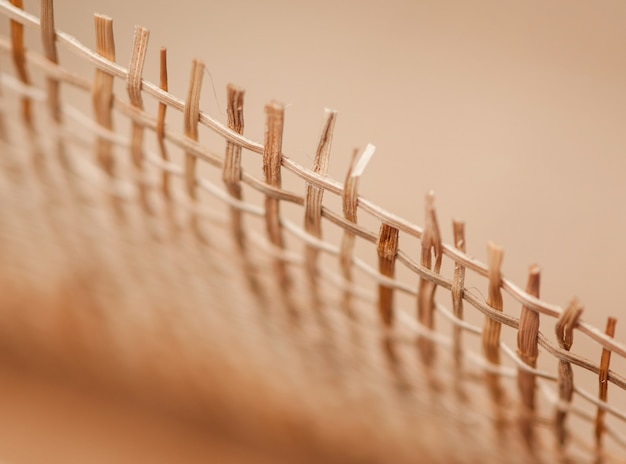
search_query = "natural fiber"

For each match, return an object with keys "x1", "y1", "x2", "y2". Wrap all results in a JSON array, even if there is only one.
[{"x1": 0, "y1": 1, "x2": 625, "y2": 462}]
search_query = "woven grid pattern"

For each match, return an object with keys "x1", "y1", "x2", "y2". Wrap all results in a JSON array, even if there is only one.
[{"x1": 0, "y1": 0, "x2": 625, "y2": 460}]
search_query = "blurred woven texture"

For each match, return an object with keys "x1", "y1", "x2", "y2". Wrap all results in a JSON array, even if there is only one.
[{"x1": 0, "y1": 1, "x2": 625, "y2": 462}]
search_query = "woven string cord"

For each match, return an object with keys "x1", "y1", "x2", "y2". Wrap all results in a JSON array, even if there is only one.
[{"x1": 0, "y1": 1, "x2": 625, "y2": 460}]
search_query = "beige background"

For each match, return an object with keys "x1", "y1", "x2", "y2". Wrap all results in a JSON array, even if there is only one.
[{"x1": 0, "y1": 0, "x2": 625, "y2": 461}]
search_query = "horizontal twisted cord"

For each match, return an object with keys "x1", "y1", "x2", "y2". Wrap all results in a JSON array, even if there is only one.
[
  {"x1": 1, "y1": 0, "x2": 623, "y2": 361},
  {"x1": 3, "y1": 68, "x2": 626, "y2": 399},
  {"x1": 2, "y1": 3, "x2": 626, "y2": 455}
]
